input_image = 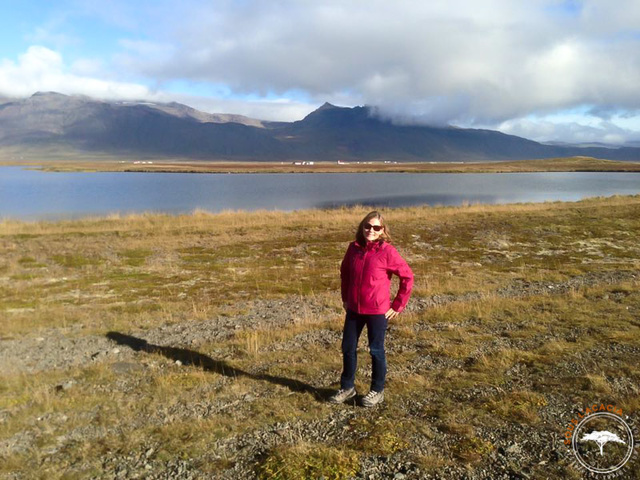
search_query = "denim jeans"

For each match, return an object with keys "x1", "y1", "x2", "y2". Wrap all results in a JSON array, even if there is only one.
[{"x1": 340, "y1": 310, "x2": 388, "y2": 393}]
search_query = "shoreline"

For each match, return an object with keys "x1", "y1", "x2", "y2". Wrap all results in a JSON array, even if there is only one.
[
  {"x1": 2, "y1": 193, "x2": 639, "y2": 226},
  {"x1": 2, "y1": 156, "x2": 640, "y2": 174}
]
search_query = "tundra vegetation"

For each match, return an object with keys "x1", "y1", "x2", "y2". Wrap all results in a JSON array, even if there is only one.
[
  {"x1": 3, "y1": 150, "x2": 640, "y2": 174},
  {"x1": 1, "y1": 195, "x2": 639, "y2": 478}
]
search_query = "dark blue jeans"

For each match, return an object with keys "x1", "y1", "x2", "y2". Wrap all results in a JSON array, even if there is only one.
[{"x1": 340, "y1": 310, "x2": 388, "y2": 393}]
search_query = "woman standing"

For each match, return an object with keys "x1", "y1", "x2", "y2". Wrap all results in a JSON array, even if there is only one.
[{"x1": 330, "y1": 211, "x2": 414, "y2": 407}]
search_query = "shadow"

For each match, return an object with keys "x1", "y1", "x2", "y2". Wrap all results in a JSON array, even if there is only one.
[
  {"x1": 317, "y1": 193, "x2": 499, "y2": 209},
  {"x1": 106, "y1": 332, "x2": 334, "y2": 402}
]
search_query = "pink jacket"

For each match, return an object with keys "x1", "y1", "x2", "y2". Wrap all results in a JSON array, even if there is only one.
[{"x1": 341, "y1": 240, "x2": 414, "y2": 315}]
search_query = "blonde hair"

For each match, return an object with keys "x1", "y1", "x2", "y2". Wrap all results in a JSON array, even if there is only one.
[{"x1": 355, "y1": 211, "x2": 391, "y2": 245}]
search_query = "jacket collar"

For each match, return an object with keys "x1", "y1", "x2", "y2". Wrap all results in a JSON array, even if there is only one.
[{"x1": 356, "y1": 240, "x2": 384, "y2": 251}]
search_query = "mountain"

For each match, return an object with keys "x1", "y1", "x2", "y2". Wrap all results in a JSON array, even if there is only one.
[
  {"x1": 542, "y1": 140, "x2": 622, "y2": 149},
  {"x1": 0, "y1": 92, "x2": 284, "y2": 159},
  {"x1": 1, "y1": 92, "x2": 640, "y2": 162},
  {"x1": 276, "y1": 103, "x2": 552, "y2": 161},
  {"x1": 274, "y1": 103, "x2": 640, "y2": 161},
  {"x1": 130, "y1": 101, "x2": 264, "y2": 128}
]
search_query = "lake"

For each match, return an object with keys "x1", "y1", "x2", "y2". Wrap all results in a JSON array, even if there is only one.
[{"x1": 1, "y1": 166, "x2": 640, "y2": 220}]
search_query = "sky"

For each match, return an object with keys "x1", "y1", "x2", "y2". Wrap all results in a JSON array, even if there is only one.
[{"x1": 1, "y1": 0, "x2": 640, "y2": 144}]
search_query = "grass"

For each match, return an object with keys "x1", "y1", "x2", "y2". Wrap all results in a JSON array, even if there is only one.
[
  {"x1": 1, "y1": 196, "x2": 640, "y2": 478},
  {"x1": 2, "y1": 146, "x2": 640, "y2": 173},
  {"x1": 259, "y1": 443, "x2": 360, "y2": 480}
]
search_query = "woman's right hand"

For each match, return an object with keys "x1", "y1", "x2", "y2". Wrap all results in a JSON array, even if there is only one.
[{"x1": 343, "y1": 301, "x2": 348, "y2": 311}]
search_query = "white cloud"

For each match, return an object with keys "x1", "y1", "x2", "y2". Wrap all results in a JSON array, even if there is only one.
[
  {"x1": 164, "y1": 92, "x2": 315, "y2": 122},
  {"x1": 4, "y1": 0, "x2": 640, "y2": 141},
  {"x1": 498, "y1": 117, "x2": 640, "y2": 145},
  {"x1": 0, "y1": 46, "x2": 150, "y2": 100},
  {"x1": 0, "y1": 45, "x2": 314, "y2": 121},
  {"x1": 112, "y1": 0, "x2": 640, "y2": 129}
]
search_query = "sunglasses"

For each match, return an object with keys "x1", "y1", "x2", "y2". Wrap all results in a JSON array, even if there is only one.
[{"x1": 364, "y1": 223, "x2": 384, "y2": 232}]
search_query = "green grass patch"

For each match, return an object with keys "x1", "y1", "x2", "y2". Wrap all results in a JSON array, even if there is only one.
[
  {"x1": 347, "y1": 416, "x2": 409, "y2": 456},
  {"x1": 52, "y1": 253, "x2": 103, "y2": 268},
  {"x1": 482, "y1": 390, "x2": 548, "y2": 425},
  {"x1": 258, "y1": 442, "x2": 360, "y2": 480},
  {"x1": 120, "y1": 248, "x2": 153, "y2": 267}
]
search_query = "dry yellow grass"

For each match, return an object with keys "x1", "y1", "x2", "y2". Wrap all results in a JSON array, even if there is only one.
[
  {"x1": 2, "y1": 145, "x2": 640, "y2": 173},
  {"x1": 1, "y1": 196, "x2": 640, "y2": 478}
]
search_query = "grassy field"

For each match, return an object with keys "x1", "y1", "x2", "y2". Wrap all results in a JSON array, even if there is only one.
[
  {"x1": 1, "y1": 196, "x2": 640, "y2": 478},
  {"x1": 2, "y1": 146, "x2": 640, "y2": 174}
]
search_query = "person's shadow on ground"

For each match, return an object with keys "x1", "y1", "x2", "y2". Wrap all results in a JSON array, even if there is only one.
[{"x1": 106, "y1": 332, "x2": 335, "y2": 402}]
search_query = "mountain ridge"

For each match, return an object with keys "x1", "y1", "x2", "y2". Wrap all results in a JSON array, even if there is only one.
[{"x1": 1, "y1": 92, "x2": 640, "y2": 162}]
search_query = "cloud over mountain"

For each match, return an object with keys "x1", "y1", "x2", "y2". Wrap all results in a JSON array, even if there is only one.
[
  {"x1": 115, "y1": 0, "x2": 640, "y2": 127},
  {"x1": 0, "y1": 46, "x2": 150, "y2": 100},
  {"x1": 1, "y1": 1, "x2": 640, "y2": 144}
]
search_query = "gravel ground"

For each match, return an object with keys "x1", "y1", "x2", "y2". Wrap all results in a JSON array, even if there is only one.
[
  {"x1": 2, "y1": 269, "x2": 635, "y2": 376},
  {"x1": 1, "y1": 269, "x2": 639, "y2": 479}
]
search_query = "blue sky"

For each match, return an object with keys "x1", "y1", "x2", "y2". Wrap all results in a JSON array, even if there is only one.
[{"x1": 1, "y1": 0, "x2": 640, "y2": 144}]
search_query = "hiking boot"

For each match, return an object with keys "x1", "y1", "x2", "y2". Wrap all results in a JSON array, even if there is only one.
[
  {"x1": 329, "y1": 387, "x2": 356, "y2": 404},
  {"x1": 362, "y1": 390, "x2": 384, "y2": 407}
]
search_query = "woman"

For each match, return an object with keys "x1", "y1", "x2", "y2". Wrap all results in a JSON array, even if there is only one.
[{"x1": 330, "y1": 211, "x2": 414, "y2": 407}]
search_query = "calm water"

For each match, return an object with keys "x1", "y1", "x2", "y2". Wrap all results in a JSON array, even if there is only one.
[{"x1": 1, "y1": 166, "x2": 639, "y2": 220}]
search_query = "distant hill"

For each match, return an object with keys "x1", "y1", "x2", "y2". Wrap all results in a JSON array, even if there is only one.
[
  {"x1": 1, "y1": 92, "x2": 640, "y2": 162},
  {"x1": 0, "y1": 92, "x2": 284, "y2": 159}
]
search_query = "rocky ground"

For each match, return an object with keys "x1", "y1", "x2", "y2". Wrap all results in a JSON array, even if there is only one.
[
  {"x1": 2, "y1": 269, "x2": 639, "y2": 479},
  {"x1": 2, "y1": 269, "x2": 635, "y2": 375}
]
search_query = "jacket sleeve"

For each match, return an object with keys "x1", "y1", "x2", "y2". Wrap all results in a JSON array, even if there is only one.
[
  {"x1": 387, "y1": 246, "x2": 414, "y2": 313},
  {"x1": 340, "y1": 245, "x2": 351, "y2": 303}
]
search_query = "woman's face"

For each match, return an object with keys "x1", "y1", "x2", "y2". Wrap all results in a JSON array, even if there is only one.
[{"x1": 363, "y1": 217, "x2": 383, "y2": 243}]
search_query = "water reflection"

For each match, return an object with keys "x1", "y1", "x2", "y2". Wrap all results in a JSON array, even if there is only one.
[
  {"x1": 1, "y1": 167, "x2": 639, "y2": 220},
  {"x1": 318, "y1": 193, "x2": 500, "y2": 209}
]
